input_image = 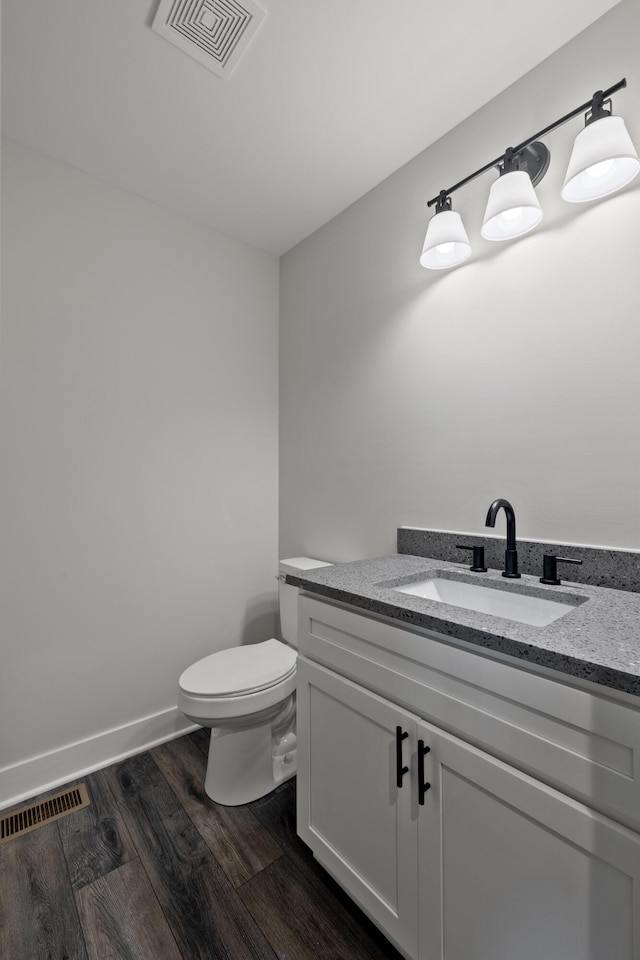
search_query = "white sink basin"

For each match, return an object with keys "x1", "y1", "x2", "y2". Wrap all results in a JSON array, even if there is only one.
[{"x1": 393, "y1": 576, "x2": 581, "y2": 627}]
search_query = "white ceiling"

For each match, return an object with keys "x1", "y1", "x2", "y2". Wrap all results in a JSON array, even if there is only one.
[{"x1": 1, "y1": 0, "x2": 621, "y2": 255}]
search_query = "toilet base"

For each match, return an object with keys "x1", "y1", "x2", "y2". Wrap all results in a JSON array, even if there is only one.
[{"x1": 204, "y1": 708, "x2": 297, "y2": 806}]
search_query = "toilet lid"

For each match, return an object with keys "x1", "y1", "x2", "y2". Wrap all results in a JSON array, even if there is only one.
[{"x1": 179, "y1": 638, "x2": 296, "y2": 697}]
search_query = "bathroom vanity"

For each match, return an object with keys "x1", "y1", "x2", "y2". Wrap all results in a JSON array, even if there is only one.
[{"x1": 291, "y1": 556, "x2": 640, "y2": 960}]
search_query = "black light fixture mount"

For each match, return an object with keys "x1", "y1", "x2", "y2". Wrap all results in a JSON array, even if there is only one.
[{"x1": 512, "y1": 142, "x2": 551, "y2": 186}]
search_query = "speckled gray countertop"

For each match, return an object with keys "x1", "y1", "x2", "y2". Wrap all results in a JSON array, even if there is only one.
[{"x1": 288, "y1": 555, "x2": 640, "y2": 698}]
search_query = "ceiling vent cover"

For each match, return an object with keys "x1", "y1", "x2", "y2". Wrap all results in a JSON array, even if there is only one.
[{"x1": 152, "y1": 0, "x2": 266, "y2": 79}]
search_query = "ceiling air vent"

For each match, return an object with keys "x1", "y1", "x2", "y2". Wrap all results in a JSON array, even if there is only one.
[{"x1": 152, "y1": 0, "x2": 266, "y2": 79}]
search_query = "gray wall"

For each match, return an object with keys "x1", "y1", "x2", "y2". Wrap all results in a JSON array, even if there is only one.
[
  {"x1": 0, "y1": 141, "x2": 279, "y2": 771},
  {"x1": 280, "y1": 0, "x2": 640, "y2": 563}
]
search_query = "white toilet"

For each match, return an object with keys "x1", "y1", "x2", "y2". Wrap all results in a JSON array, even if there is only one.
[{"x1": 178, "y1": 557, "x2": 331, "y2": 806}]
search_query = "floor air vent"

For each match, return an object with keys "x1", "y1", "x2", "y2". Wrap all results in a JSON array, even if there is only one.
[
  {"x1": 152, "y1": 0, "x2": 266, "y2": 79},
  {"x1": 0, "y1": 784, "x2": 90, "y2": 844}
]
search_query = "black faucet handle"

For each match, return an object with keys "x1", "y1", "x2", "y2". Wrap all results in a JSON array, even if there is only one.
[
  {"x1": 540, "y1": 554, "x2": 583, "y2": 586},
  {"x1": 456, "y1": 544, "x2": 487, "y2": 573}
]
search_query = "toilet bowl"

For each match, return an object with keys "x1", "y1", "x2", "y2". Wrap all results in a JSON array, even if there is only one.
[{"x1": 178, "y1": 557, "x2": 330, "y2": 806}]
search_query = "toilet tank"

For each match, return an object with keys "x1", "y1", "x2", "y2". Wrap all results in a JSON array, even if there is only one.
[{"x1": 279, "y1": 557, "x2": 332, "y2": 647}]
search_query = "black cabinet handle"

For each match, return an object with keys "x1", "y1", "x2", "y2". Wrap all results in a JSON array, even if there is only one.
[
  {"x1": 395, "y1": 726, "x2": 409, "y2": 788},
  {"x1": 418, "y1": 740, "x2": 431, "y2": 805}
]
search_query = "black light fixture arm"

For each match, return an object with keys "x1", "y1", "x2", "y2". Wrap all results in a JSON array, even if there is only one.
[{"x1": 426, "y1": 77, "x2": 627, "y2": 208}]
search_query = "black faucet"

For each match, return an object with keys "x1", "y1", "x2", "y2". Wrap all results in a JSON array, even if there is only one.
[{"x1": 485, "y1": 498, "x2": 521, "y2": 579}]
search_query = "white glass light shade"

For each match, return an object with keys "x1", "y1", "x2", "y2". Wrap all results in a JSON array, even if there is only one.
[
  {"x1": 561, "y1": 115, "x2": 640, "y2": 202},
  {"x1": 481, "y1": 170, "x2": 543, "y2": 241},
  {"x1": 420, "y1": 209, "x2": 471, "y2": 270}
]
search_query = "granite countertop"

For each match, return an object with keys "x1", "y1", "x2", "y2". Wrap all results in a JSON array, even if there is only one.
[{"x1": 288, "y1": 555, "x2": 640, "y2": 698}]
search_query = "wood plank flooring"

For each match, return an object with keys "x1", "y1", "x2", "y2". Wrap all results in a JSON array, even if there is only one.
[{"x1": 0, "y1": 731, "x2": 404, "y2": 960}]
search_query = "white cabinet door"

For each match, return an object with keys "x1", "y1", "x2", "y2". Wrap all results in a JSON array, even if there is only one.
[
  {"x1": 297, "y1": 657, "x2": 419, "y2": 959},
  {"x1": 417, "y1": 719, "x2": 640, "y2": 960}
]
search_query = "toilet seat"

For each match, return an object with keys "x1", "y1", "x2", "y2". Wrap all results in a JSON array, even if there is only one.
[
  {"x1": 178, "y1": 638, "x2": 297, "y2": 722},
  {"x1": 179, "y1": 638, "x2": 296, "y2": 697}
]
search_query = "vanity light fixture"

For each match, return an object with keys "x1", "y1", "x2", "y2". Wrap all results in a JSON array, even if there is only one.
[
  {"x1": 562, "y1": 90, "x2": 640, "y2": 201},
  {"x1": 480, "y1": 145, "x2": 546, "y2": 241},
  {"x1": 421, "y1": 78, "x2": 638, "y2": 269},
  {"x1": 420, "y1": 192, "x2": 471, "y2": 269}
]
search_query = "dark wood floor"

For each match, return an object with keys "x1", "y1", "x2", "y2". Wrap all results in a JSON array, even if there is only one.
[{"x1": 0, "y1": 730, "x2": 403, "y2": 960}]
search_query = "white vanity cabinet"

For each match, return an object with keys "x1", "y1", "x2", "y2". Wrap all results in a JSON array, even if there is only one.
[
  {"x1": 296, "y1": 657, "x2": 419, "y2": 957},
  {"x1": 296, "y1": 595, "x2": 640, "y2": 960}
]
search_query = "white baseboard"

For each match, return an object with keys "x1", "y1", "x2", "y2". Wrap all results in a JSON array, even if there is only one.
[{"x1": 0, "y1": 707, "x2": 199, "y2": 811}]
